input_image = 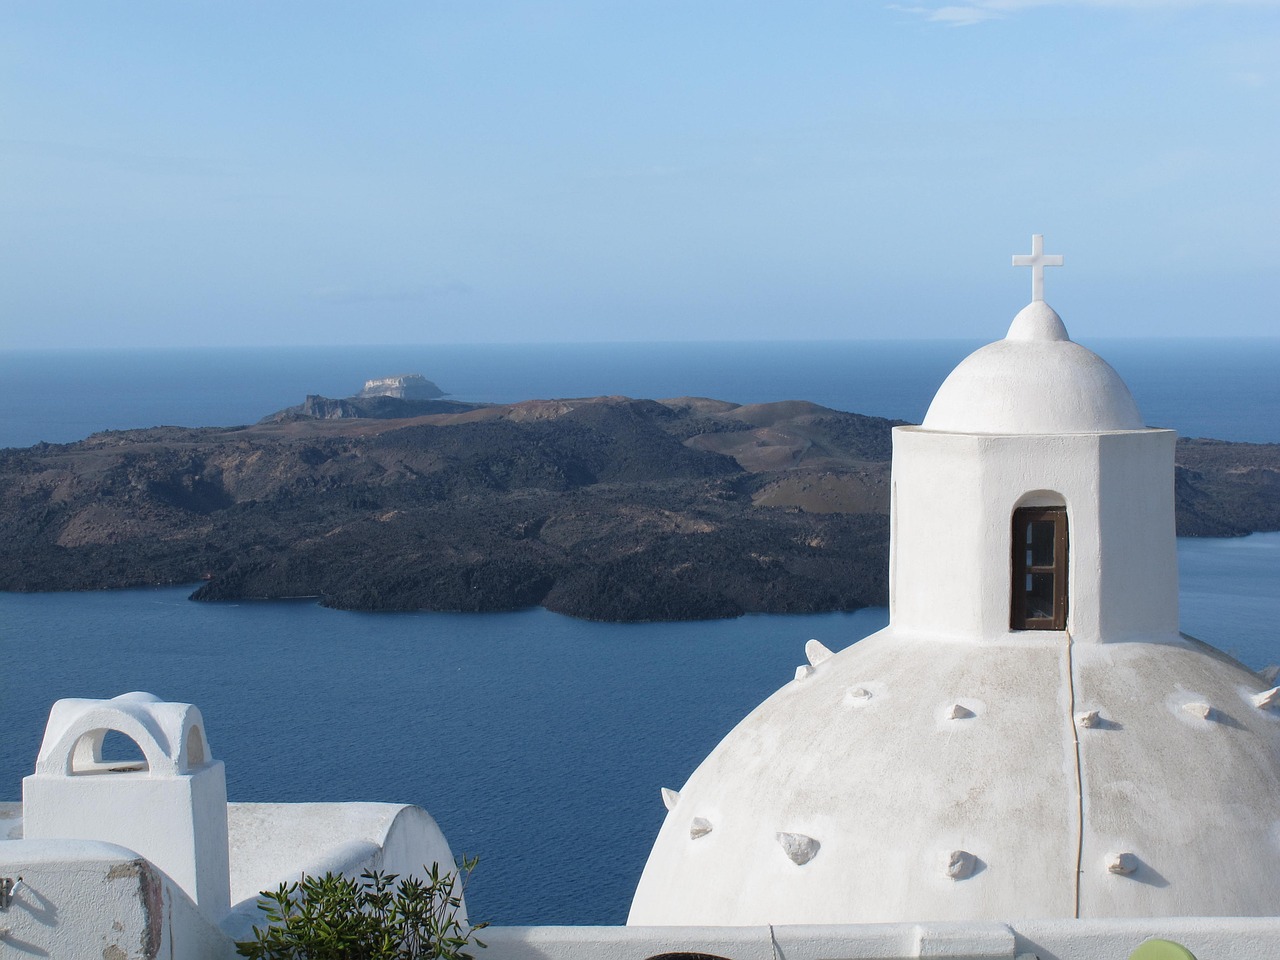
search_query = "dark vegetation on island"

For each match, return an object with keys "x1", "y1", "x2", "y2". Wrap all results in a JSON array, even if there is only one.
[{"x1": 1, "y1": 393, "x2": 1277, "y2": 621}]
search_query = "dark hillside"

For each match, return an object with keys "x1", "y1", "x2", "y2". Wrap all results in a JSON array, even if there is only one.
[{"x1": 0, "y1": 396, "x2": 1274, "y2": 620}]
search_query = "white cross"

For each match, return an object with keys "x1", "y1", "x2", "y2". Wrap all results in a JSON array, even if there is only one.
[{"x1": 1012, "y1": 234, "x2": 1063, "y2": 302}]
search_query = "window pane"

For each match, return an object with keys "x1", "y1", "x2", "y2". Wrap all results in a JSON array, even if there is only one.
[
  {"x1": 1028, "y1": 521, "x2": 1056, "y2": 567},
  {"x1": 1025, "y1": 572, "x2": 1055, "y2": 619},
  {"x1": 1012, "y1": 507, "x2": 1067, "y2": 630}
]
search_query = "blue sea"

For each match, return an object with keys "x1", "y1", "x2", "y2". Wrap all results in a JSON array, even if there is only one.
[
  {"x1": 1, "y1": 339, "x2": 1278, "y2": 925},
  {"x1": 3, "y1": 338, "x2": 1280, "y2": 449}
]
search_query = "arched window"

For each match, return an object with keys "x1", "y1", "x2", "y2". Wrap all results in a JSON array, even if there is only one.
[{"x1": 1011, "y1": 506, "x2": 1068, "y2": 630}]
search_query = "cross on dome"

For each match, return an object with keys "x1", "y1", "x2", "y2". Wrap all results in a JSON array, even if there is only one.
[{"x1": 1012, "y1": 234, "x2": 1063, "y2": 302}]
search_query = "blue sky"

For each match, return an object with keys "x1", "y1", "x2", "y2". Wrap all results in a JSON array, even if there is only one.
[{"x1": 2, "y1": 1, "x2": 1277, "y2": 347}]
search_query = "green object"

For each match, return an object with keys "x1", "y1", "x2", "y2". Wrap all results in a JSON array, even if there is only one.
[
  {"x1": 235, "y1": 857, "x2": 486, "y2": 959},
  {"x1": 1129, "y1": 939, "x2": 1198, "y2": 960}
]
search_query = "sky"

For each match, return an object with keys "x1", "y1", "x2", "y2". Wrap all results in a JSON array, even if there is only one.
[{"x1": 1, "y1": 1, "x2": 1278, "y2": 348}]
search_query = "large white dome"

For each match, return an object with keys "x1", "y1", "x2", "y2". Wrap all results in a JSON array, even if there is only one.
[
  {"x1": 628, "y1": 629, "x2": 1280, "y2": 925},
  {"x1": 922, "y1": 301, "x2": 1143, "y2": 435}
]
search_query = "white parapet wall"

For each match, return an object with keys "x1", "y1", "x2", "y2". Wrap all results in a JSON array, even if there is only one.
[
  {"x1": 3, "y1": 829, "x2": 1279, "y2": 959},
  {"x1": 478, "y1": 919, "x2": 1280, "y2": 960},
  {"x1": 481, "y1": 922, "x2": 1018, "y2": 959},
  {"x1": 220, "y1": 802, "x2": 460, "y2": 941},
  {"x1": 1, "y1": 799, "x2": 464, "y2": 958},
  {"x1": 0, "y1": 839, "x2": 230, "y2": 960}
]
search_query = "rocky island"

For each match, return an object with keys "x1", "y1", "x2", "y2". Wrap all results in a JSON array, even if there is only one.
[
  {"x1": 265, "y1": 373, "x2": 458, "y2": 422},
  {"x1": 357, "y1": 373, "x2": 444, "y2": 400},
  {"x1": 0, "y1": 393, "x2": 1277, "y2": 621}
]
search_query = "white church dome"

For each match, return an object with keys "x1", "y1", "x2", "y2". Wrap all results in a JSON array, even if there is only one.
[
  {"x1": 922, "y1": 301, "x2": 1144, "y2": 435},
  {"x1": 628, "y1": 631, "x2": 1280, "y2": 925}
]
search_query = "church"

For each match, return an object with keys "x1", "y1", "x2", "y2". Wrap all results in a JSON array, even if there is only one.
[
  {"x1": 4, "y1": 238, "x2": 1278, "y2": 959},
  {"x1": 630, "y1": 236, "x2": 1280, "y2": 927}
]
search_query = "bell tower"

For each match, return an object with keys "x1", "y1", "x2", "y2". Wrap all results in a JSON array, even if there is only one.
[{"x1": 889, "y1": 238, "x2": 1177, "y2": 644}]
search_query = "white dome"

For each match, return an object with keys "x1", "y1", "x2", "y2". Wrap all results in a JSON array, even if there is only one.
[
  {"x1": 629, "y1": 629, "x2": 1280, "y2": 925},
  {"x1": 922, "y1": 301, "x2": 1143, "y2": 434}
]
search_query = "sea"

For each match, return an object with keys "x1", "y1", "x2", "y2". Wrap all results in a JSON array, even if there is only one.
[{"x1": 1, "y1": 338, "x2": 1278, "y2": 925}]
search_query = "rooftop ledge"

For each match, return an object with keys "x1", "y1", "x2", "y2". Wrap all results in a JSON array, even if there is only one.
[{"x1": 4, "y1": 828, "x2": 1278, "y2": 958}]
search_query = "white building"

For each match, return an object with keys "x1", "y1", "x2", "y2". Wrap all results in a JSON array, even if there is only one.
[
  {"x1": 631, "y1": 236, "x2": 1280, "y2": 928},
  {"x1": 3, "y1": 691, "x2": 459, "y2": 959}
]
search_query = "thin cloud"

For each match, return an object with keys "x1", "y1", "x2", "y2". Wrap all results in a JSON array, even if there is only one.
[
  {"x1": 0, "y1": 138, "x2": 224, "y2": 177},
  {"x1": 932, "y1": 5, "x2": 1006, "y2": 24},
  {"x1": 895, "y1": 0, "x2": 1280, "y2": 26},
  {"x1": 311, "y1": 282, "x2": 471, "y2": 305}
]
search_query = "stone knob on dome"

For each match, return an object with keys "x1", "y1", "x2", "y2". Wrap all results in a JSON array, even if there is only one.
[
  {"x1": 944, "y1": 849, "x2": 976, "y2": 880},
  {"x1": 777, "y1": 832, "x2": 820, "y2": 866}
]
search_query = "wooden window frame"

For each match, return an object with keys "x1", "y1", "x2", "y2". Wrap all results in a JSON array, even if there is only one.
[{"x1": 1011, "y1": 506, "x2": 1068, "y2": 631}]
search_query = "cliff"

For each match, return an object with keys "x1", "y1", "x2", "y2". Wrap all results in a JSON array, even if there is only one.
[
  {"x1": 261, "y1": 394, "x2": 482, "y2": 423},
  {"x1": 358, "y1": 374, "x2": 445, "y2": 400}
]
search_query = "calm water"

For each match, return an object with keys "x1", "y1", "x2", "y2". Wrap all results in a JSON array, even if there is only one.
[
  {"x1": 2, "y1": 533, "x2": 1279, "y2": 924},
  {"x1": 1, "y1": 339, "x2": 1278, "y2": 923},
  {"x1": 0, "y1": 595, "x2": 886, "y2": 924},
  {"x1": 3, "y1": 338, "x2": 1280, "y2": 449}
]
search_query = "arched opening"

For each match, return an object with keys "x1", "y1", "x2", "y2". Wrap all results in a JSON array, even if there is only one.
[
  {"x1": 1011, "y1": 505, "x2": 1068, "y2": 630},
  {"x1": 70, "y1": 728, "x2": 149, "y2": 775},
  {"x1": 186, "y1": 724, "x2": 206, "y2": 766}
]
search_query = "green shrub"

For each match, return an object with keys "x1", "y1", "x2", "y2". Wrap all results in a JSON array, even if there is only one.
[{"x1": 235, "y1": 857, "x2": 486, "y2": 960}]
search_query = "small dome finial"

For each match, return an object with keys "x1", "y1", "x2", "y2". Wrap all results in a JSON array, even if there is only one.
[
  {"x1": 1006, "y1": 300, "x2": 1069, "y2": 342},
  {"x1": 1012, "y1": 234, "x2": 1063, "y2": 303}
]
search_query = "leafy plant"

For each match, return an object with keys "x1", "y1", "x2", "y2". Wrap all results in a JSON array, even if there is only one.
[{"x1": 235, "y1": 857, "x2": 486, "y2": 960}]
